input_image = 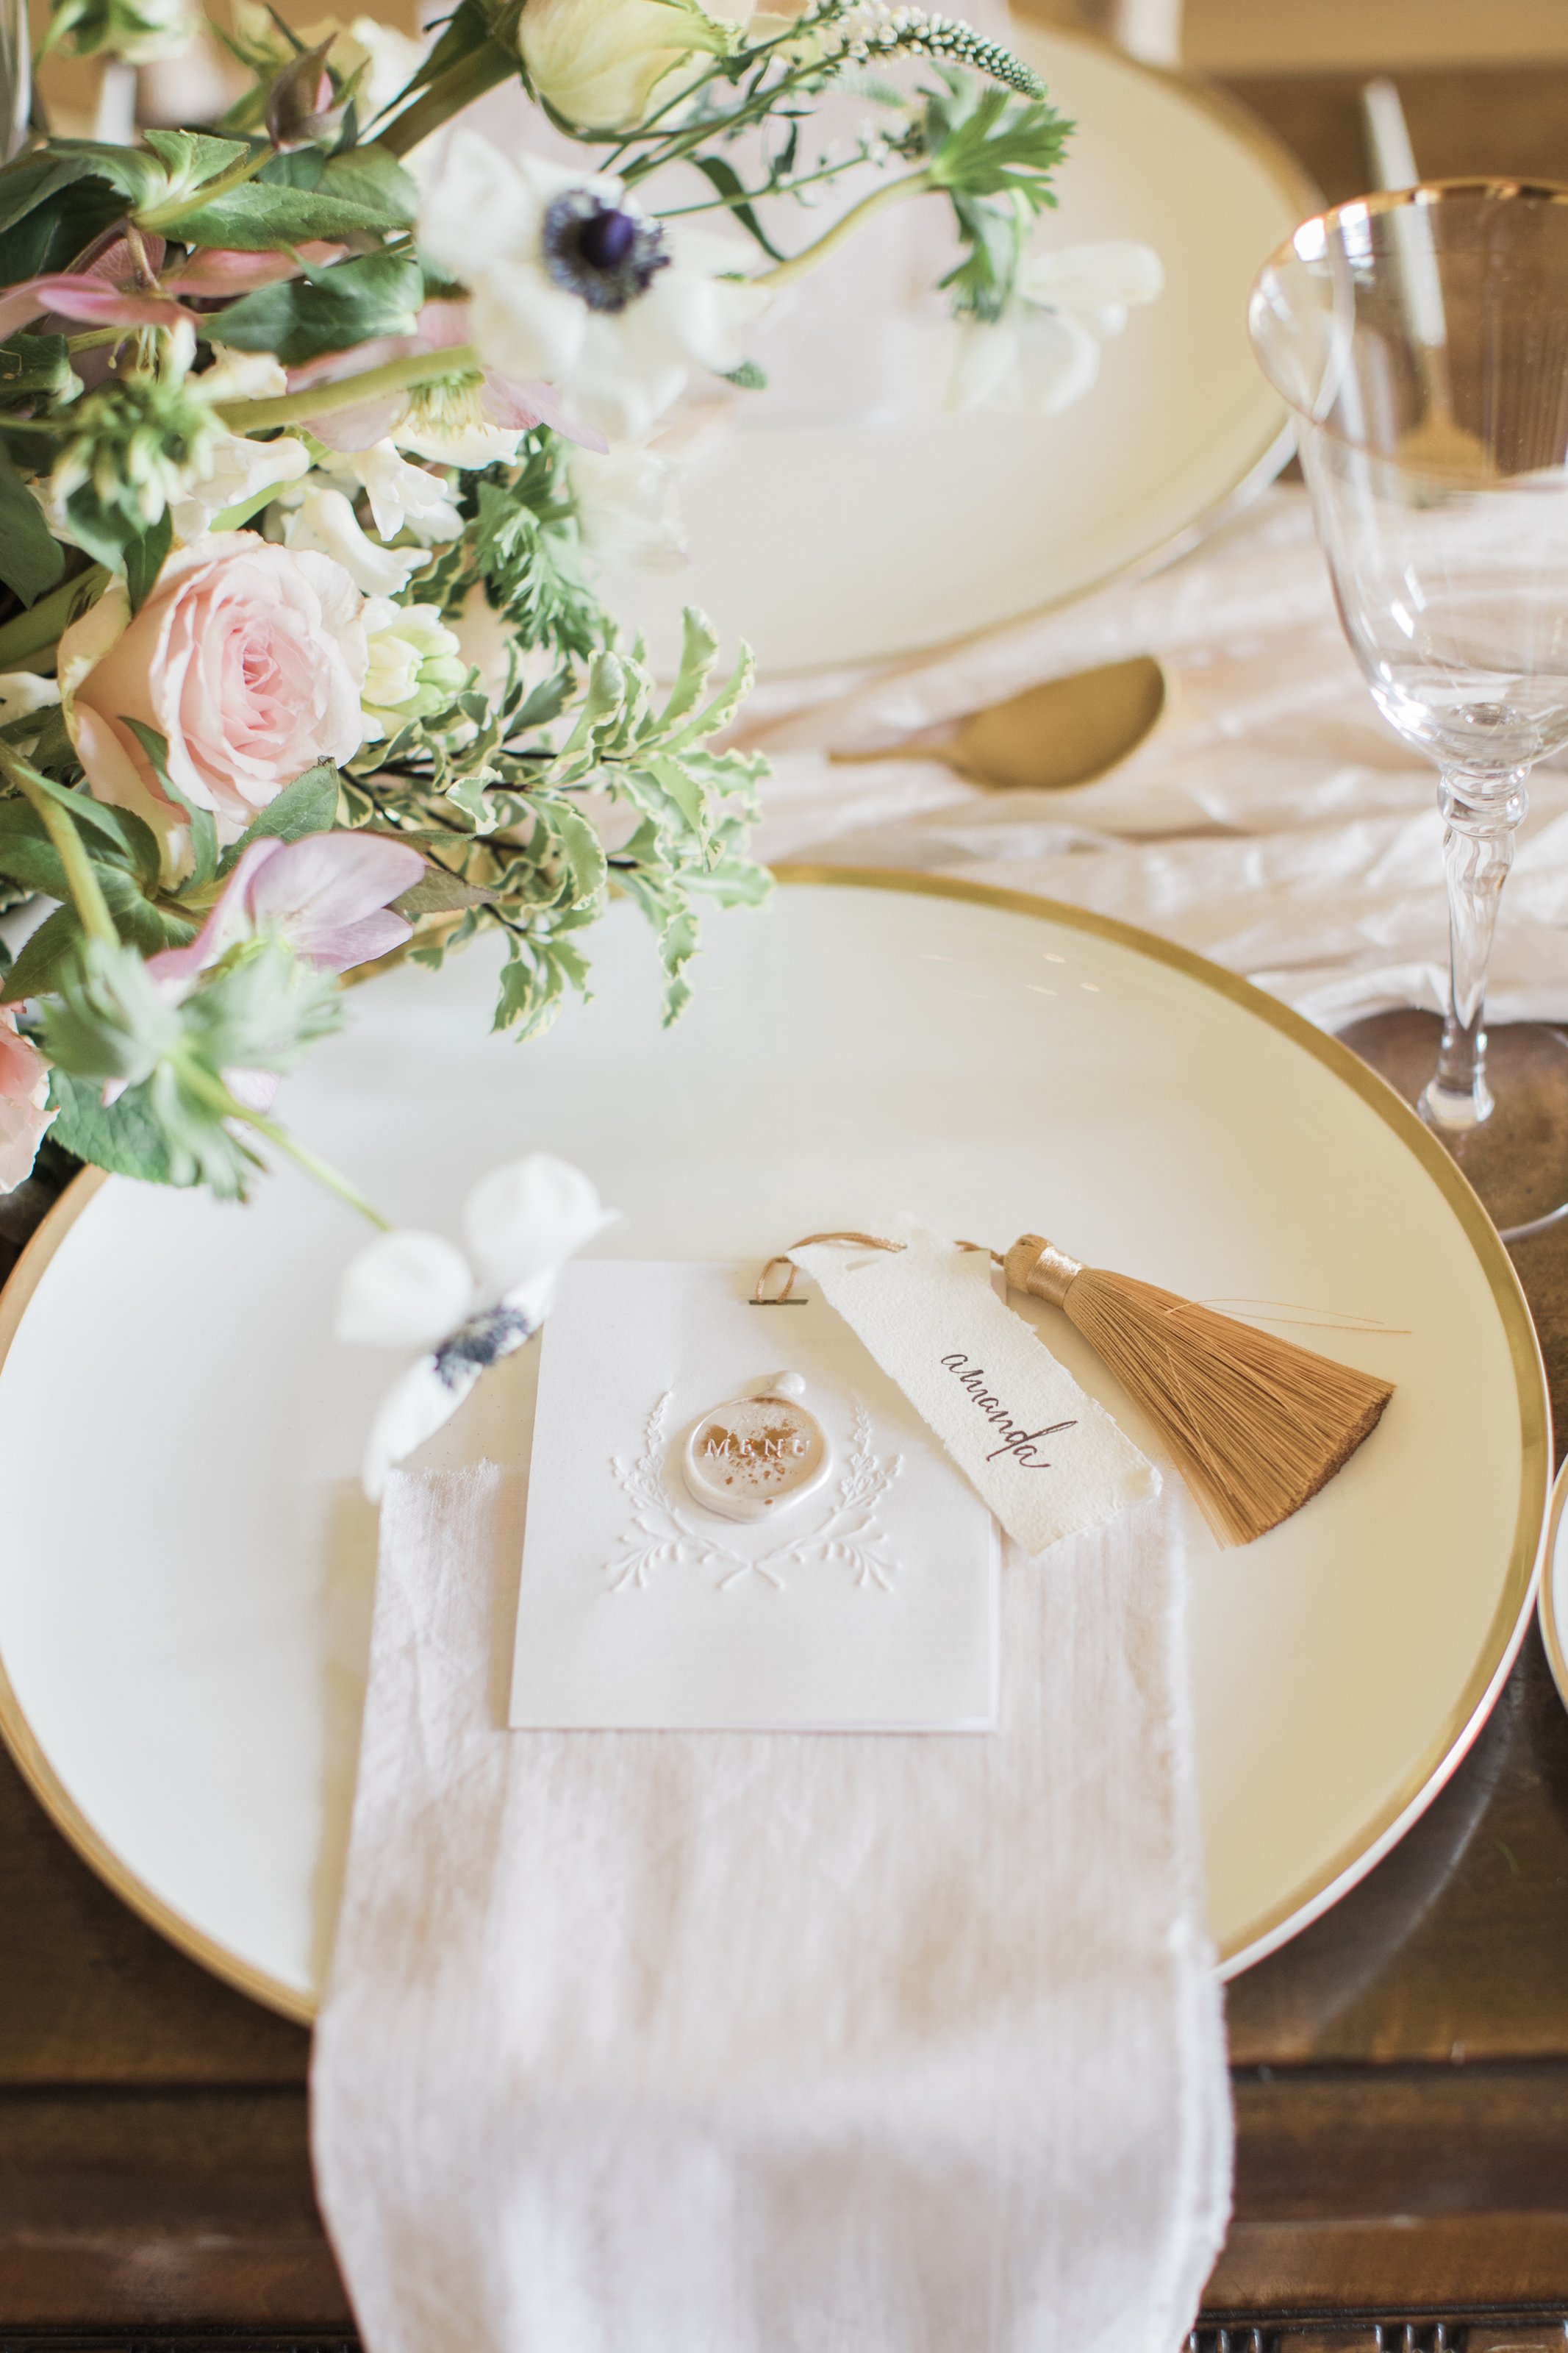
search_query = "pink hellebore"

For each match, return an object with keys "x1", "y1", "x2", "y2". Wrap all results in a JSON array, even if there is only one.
[
  {"x1": 164, "y1": 242, "x2": 348, "y2": 298},
  {"x1": 150, "y1": 832, "x2": 426, "y2": 988},
  {"x1": 0, "y1": 274, "x2": 200, "y2": 343},
  {"x1": 0, "y1": 1010, "x2": 57, "y2": 1193}
]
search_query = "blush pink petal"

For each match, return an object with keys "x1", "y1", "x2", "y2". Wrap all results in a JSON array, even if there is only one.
[
  {"x1": 147, "y1": 839, "x2": 282, "y2": 986},
  {"x1": 0, "y1": 1012, "x2": 55, "y2": 1192},
  {"x1": 168, "y1": 241, "x2": 346, "y2": 296},
  {"x1": 242, "y1": 832, "x2": 423, "y2": 970},
  {"x1": 0, "y1": 277, "x2": 201, "y2": 340}
]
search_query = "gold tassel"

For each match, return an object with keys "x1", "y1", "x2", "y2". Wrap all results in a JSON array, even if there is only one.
[{"x1": 1002, "y1": 1234, "x2": 1395, "y2": 1546}]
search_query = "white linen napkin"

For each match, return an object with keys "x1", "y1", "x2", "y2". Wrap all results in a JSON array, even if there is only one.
[
  {"x1": 312, "y1": 1461, "x2": 1230, "y2": 2352},
  {"x1": 743, "y1": 486, "x2": 1568, "y2": 1034}
]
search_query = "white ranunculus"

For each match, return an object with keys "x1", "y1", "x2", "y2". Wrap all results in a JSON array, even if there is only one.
[
  {"x1": 418, "y1": 134, "x2": 766, "y2": 444},
  {"x1": 359, "y1": 598, "x2": 466, "y2": 740},
  {"x1": 519, "y1": 0, "x2": 751, "y2": 132},
  {"x1": 948, "y1": 240, "x2": 1164, "y2": 415},
  {"x1": 568, "y1": 443, "x2": 686, "y2": 572},
  {"x1": 282, "y1": 484, "x2": 426, "y2": 596}
]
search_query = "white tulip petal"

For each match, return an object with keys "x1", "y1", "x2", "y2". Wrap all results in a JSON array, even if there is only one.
[
  {"x1": 465, "y1": 1153, "x2": 613, "y2": 1299},
  {"x1": 337, "y1": 1229, "x2": 476, "y2": 1349}
]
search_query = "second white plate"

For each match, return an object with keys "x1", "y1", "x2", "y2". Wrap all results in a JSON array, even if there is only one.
[{"x1": 600, "y1": 19, "x2": 1314, "y2": 674}]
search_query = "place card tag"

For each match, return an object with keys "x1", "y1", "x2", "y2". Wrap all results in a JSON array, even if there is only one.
[
  {"x1": 510, "y1": 1261, "x2": 999, "y2": 1732},
  {"x1": 790, "y1": 1220, "x2": 1156, "y2": 1553}
]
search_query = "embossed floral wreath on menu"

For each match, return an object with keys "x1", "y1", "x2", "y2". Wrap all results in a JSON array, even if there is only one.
[{"x1": 0, "y1": 0, "x2": 1162, "y2": 1214}]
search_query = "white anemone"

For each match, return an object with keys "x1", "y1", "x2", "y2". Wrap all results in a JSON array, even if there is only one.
[
  {"x1": 417, "y1": 132, "x2": 766, "y2": 445},
  {"x1": 948, "y1": 240, "x2": 1164, "y2": 415},
  {"x1": 338, "y1": 1154, "x2": 616, "y2": 1498}
]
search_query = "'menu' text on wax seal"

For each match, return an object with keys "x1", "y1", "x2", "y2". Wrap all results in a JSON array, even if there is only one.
[{"x1": 681, "y1": 1372, "x2": 831, "y2": 1523}]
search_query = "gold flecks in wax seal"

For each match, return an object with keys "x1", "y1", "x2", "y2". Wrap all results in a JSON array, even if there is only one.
[{"x1": 681, "y1": 1371, "x2": 831, "y2": 1524}]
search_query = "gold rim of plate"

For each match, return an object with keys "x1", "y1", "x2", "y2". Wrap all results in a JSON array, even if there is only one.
[
  {"x1": 1536, "y1": 1457, "x2": 1568, "y2": 1713},
  {"x1": 0, "y1": 870, "x2": 1550, "y2": 2021},
  {"x1": 756, "y1": 12, "x2": 1322, "y2": 680}
]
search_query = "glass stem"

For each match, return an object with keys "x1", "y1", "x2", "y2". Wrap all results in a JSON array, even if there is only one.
[{"x1": 1422, "y1": 765, "x2": 1528, "y2": 1132}]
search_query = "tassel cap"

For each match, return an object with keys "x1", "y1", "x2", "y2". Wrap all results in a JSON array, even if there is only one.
[{"x1": 1004, "y1": 1234, "x2": 1084, "y2": 1309}]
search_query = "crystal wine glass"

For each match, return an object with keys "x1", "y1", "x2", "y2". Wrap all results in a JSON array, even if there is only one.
[{"x1": 1249, "y1": 182, "x2": 1568, "y2": 1235}]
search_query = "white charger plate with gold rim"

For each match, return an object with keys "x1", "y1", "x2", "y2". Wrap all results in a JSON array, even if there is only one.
[
  {"x1": 0, "y1": 874, "x2": 1548, "y2": 2021},
  {"x1": 600, "y1": 18, "x2": 1316, "y2": 675}
]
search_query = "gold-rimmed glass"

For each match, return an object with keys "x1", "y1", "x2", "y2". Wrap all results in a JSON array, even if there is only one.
[{"x1": 1250, "y1": 180, "x2": 1568, "y2": 1237}]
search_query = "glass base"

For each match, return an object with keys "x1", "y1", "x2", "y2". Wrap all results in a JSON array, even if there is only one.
[{"x1": 1335, "y1": 1011, "x2": 1568, "y2": 1240}]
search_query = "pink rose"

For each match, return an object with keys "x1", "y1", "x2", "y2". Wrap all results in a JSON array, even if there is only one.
[
  {"x1": 0, "y1": 1010, "x2": 56, "y2": 1192},
  {"x1": 59, "y1": 534, "x2": 369, "y2": 873}
]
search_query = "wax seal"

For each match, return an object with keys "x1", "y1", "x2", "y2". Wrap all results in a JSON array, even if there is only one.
[{"x1": 681, "y1": 1372, "x2": 831, "y2": 1524}]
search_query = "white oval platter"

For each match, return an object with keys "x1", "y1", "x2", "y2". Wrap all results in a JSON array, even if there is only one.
[
  {"x1": 598, "y1": 18, "x2": 1315, "y2": 675},
  {"x1": 0, "y1": 874, "x2": 1547, "y2": 2019}
]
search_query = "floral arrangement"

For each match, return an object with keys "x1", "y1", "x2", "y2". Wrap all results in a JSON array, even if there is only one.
[{"x1": 0, "y1": 0, "x2": 1152, "y2": 1220}]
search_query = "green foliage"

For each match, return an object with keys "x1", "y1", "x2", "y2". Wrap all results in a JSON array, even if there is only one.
[
  {"x1": 917, "y1": 70, "x2": 1070, "y2": 322},
  {"x1": 444, "y1": 435, "x2": 606, "y2": 670},
  {"x1": 0, "y1": 443, "x2": 65, "y2": 607},
  {"x1": 217, "y1": 763, "x2": 341, "y2": 871},
  {"x1": 0, "y1": 332, "x2": 76, "y2": 413},
  {"x1": 42, "y1": 933, "x2": 344, "y2": 1195},
  {"x1": 354, "y1": 601, "x2": 767, "y2": 1041},
  {"x1": 167, "y1": 142, "x2": 418, "y2": 250},
  {"x1": 0, "y1": 776, "x2": 187, "y2": 1003},
  {"x1": 215, "y1": 249, "x2": 425, "y2": 365},
  {"x1": 51, "y1": 366, "x2": 215, "y2": 574}
]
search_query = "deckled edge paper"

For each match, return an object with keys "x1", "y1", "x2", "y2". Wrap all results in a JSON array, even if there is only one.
[{"x1": 792, "y1": 1218, "x2": 1157, "y2": 1553}]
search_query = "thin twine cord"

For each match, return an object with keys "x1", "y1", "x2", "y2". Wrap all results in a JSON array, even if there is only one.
[{"x1": 753, "y1": 1232, "x2": 999, "y2": 1303}]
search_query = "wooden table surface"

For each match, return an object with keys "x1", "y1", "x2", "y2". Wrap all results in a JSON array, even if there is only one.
[{"x1": 7, "y1": 64, "x2": 1568, "y2": 2349}]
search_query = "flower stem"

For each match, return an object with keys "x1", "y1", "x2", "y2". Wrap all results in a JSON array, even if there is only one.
[
  {"x1": 751, "y1": 171, "x2": 934, "y2": 289},
  {"x1": 193, "y1": 1071, "x2": 393, "y2": 1230},
  {"x1": 0, "y1": 748, "x2": 117, "y2": 947},
  {"x1": 215, "y1": 343, "x2": 480, "y2": 433},
  {"x1": 0, "y1": 564, "x2": 107, "y2": 669},
  {"x1": 377, "y1": 41, "x2": 516, "y2": 157}
]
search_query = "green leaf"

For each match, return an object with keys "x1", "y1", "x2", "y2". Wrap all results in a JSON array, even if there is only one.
[
  {"x1": 123, "y1": 507, "x2": 171, "y2": 612},
  {"x1": 0, "y1": 143, "x2": 158, "y2": 239},
  {"x1": 392, "y1": 868, "x2": 492, "y2": 918},
  {"x1": 123, "y1": 718, "x2": 218, "y2": 887},
  {"x1": 215, "y1": 249, "x2": 424, "y2": 365},
  {"x1": 140, "y1": 129, "x2": 251, "y2": 185},
  {"x1": 0, "y1": 331, "x2": 76, "y2": 410},
  {"x1": 690, "y1": 154, "x2": 785, "y2": 262},
  {"x1": 216, "y1": 761, "x2": 340, "y2": 869},
  {"x1": 4, "y1": 766, "x2": 151, "y2": 864},
  {"x1": 47, "y1": 1066, "x2": 175, "y2": 1185},
  {"x1": 0, "y1": 174, "x2": 123, "y2": 286},
  {"x1": 3, "y1": 904, "x2": 82, "y2": 1000},
  {"x1": 0, "y1": 442, "x2": 65, "y2": 607},
  {"x1": 175, "y1": 143, "x2": 416, "y2": 249}
]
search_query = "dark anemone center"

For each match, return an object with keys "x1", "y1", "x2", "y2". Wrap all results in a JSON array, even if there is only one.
[{"x1": 543, "y1": 190, "x2": 668, "y2": 315}]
